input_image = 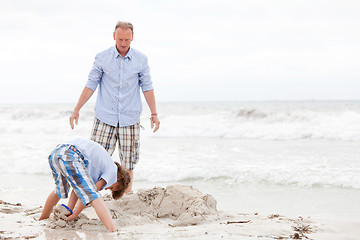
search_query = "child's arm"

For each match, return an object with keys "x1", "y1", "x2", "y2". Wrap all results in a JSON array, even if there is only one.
[
  {"x1": 95, "y1": 178, "x2": 106, "y2": 191},
  {"x1": 39, "y1": 190, "x2": 60, "y2": 220},
  {"x1": 67, "y1": 199, "x2": 85, "y2": 221},
  {"x1": 67, "y1": 179, "x2": 107, "y2": 221},
  {"x1": 91, "y1": 197, "x2": 117, "y2": 232}
]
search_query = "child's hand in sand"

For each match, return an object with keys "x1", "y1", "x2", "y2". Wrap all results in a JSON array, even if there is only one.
[
  {"x1": 61, "y1": 204, "x2": 76, "y2": 221},
  {"x1": 67, "y1": 214, "x2": 77, "y2": 221}
]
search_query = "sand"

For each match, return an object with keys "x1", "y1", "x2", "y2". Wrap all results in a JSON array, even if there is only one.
[{"x1": 1, "y1": 185, "x2": 360, "y2": 240}]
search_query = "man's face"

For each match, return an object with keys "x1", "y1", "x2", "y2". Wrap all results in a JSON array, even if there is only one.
[{"x1": 113, "y1": 27, "x2": 133, "y2": 56}]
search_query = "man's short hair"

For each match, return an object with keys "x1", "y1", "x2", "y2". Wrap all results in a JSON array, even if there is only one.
[{"x1": 114, "y1": 21, "x2": 134, "y2": 35}]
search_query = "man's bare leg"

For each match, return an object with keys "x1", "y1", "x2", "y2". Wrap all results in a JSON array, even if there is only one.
[{"x1": 125, "y1": 170, "x2": 133, "y2": 194}]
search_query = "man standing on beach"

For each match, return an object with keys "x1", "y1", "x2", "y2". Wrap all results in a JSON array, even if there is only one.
[{"x1": 69, "y1": 21, "x2": 160, "y2": 194}]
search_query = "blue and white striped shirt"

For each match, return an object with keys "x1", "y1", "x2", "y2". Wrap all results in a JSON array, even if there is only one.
[{"x1": 86, "y1": 46, "x2": 153, "y2": 127}]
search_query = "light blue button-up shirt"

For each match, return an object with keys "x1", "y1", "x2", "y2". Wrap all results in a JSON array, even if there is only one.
[{"x1": 86, "y1": 46, "x2": 153, "y2": 127}]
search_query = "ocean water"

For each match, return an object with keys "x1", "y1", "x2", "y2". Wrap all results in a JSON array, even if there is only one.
[{"x1": 0, "y1": 101, "x2": 359, "y2": 221}]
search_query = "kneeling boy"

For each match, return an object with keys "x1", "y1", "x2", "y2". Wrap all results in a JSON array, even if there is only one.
[{"x1": 39, "y1": 138, "x2": 130, "y2": 232}]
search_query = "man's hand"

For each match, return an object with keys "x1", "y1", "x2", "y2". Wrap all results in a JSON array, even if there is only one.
[
  {"x1": 69, "y1": 111, "x2": 79, "y2": 129},
  {"x1": 150, "y1": 115, "x2": 160, "y2": 133}
]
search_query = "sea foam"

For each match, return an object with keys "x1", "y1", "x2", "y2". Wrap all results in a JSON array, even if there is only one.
[
  {"x1": 1, "y1": 101, "x2": 360, "y2": 140},
  {"x1": 0, "y1": 101, "x2": 359, "y2": 189}
]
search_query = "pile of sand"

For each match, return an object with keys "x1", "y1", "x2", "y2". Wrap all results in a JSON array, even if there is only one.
[
  {"x1": 46, "y1": 185, "x2": 219, "y2": 230},
  {"x1": 46, "y1": 204, "x2": 99, "y2": 230},
  {"x1": 3, "y1": 186, "x2": 354, "y2": 239},
  {"x1": 106, "y1": 185, "x2": 218, "y2": 227}
]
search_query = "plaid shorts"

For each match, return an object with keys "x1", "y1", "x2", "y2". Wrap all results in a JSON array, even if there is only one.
[
  {"x1": 90, "y1": 118, "x2": 140, "y2": 170},
  {"x1": 48, "y1": 144, "x2": 101, "y2": 206}
]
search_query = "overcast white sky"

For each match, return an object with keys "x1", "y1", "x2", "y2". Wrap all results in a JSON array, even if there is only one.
[{"x1": 0, "y1": 0, "x2": 359, "y2": 103}]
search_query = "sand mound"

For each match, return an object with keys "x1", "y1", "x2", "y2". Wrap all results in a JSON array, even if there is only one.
[
  {"x1": 105, "y1": 185, "x2": 218, "y2": 227},
  {"x1": 45, "y1": 185, "x2": 218, "y2": 230},
  {"x1": 46, "y1": 204, "x2": 100, "y2": 229}
]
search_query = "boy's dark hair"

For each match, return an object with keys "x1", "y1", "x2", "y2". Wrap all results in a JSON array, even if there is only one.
[{"x1": 112, "y1": 162, "x2": 131, "y2": 200}]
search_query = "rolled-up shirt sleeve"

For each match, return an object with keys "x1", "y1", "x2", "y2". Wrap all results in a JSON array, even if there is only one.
[
  {"x1": 86, "y1": 55, "x2": 103, "y2": 91},
  {"x1": 139, "y1": 56, "x2": 153, "y2": 92}
]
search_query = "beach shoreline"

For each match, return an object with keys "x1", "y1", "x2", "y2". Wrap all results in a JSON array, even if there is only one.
[
  {"x1": 1, "y1": 185, "x2": 360, "y2": 240},
  {"x1": 1, "y1": 102, "x2": 360, "y2": 239}
]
